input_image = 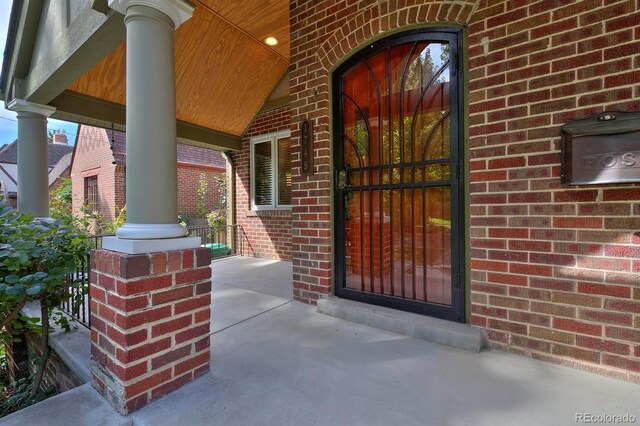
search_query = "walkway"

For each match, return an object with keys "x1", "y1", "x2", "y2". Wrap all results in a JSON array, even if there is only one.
[
  {"x1": 209, "y1": 256, "x2": 292, "y2": 333},
  {"x1": 3, "y1": 256, "x2": 639, "y2": 426}
]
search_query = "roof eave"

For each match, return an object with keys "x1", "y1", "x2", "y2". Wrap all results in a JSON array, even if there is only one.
[{"x1": 0, "y1": 0, "x2": 21, "y2": 100}]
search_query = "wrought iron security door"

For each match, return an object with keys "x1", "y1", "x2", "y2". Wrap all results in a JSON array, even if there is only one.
[{"x1": 333, "y1": 29, "x2": 465, "y2": 322}]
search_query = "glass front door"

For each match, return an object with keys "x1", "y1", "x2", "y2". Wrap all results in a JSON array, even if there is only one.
[{"x1": 333, "y1": 29, "x2": 465, "y2": 322}]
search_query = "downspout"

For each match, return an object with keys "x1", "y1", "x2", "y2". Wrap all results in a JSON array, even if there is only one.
[{"x1": 221, "y1": 151, "x2": 235, "y2": 254}]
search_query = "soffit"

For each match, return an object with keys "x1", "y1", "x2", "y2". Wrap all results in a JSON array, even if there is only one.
[
  {"x1": 66, "y1": 0, "x2": 289, "y2": 136},
  {"x1": 199, "y1": 0, "x2": 290, "y2": 59}
]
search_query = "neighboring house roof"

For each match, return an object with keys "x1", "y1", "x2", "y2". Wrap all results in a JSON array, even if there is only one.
[
  {"x1": 177, "y1": 144, "x2": 227, "y2": 169},
  {"x1": 100, "y1": 127, "x2": 226, "y2": 169},
  {"x1": 0, "y1": 140, "x2": 72, "y2": 194},
  {"x1": 48, "y1": 152, "x2": 72, "y2": 186},
  {"x1": 0, "y1": 139, "x2": 74, "y2": 167}
]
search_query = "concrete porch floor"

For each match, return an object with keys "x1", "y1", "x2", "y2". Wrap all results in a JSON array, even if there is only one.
[{"x1": 3, "y1": 255, "x2": 639, "y2": 426}]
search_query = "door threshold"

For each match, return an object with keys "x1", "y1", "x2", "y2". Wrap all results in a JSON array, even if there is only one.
[{"x1": 317, "y1": 295, "x2": 486, "y2": 352}]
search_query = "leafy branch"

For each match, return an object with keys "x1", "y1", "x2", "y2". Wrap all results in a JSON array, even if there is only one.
[{"x1": 0, "y1": 203, "x2": 88, "y2": 404}]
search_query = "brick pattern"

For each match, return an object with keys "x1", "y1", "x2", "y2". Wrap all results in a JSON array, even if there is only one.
[
  {"x1": 290, "y1": 1, "x2": 479, "y2": 304},
  {"x1": 231, "y1": 106, "x2": 292, "y2": 260},
  {"x1": 71, "y1": 126, "x2": 121, "y2": 221},
  {"x1": 290, "y1": 0, "x2": 640, "y2": 380},
  {"x1": 90, "y1": 248, "x2": 212, "y2": 414},
  {"x1": 72, "y1": 126, "x2": 226, "y2": 223},
  {"x1": 26, "y1": 333, "x2": 84, "y2": 393},
  {"x1": 177, "y1": 165, "x2": 226, "y2": 217},
  {"x1": 467, "y1": 0, "x2": 640, "y2": 382}
]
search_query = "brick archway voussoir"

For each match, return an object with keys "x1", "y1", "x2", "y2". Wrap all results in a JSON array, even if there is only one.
[{"x1": 317, "y1": 0, "x2": 481, "y2": 73}]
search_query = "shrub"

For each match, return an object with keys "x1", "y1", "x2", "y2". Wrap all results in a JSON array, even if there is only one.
[
  {"x1": 0, "y1": 203, "x2": 88, "y2": 407},
  {"x1": 206, "y1": 211, "x2": 226, "y2": 228}
]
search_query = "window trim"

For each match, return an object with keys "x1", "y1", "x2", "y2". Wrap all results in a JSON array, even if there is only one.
[
  {"x1": 84, "y1": 175, "x2": 98, "y2": 213},
  {"x1": 250, "y1": 129, "x2": 292, "y2": 211}
]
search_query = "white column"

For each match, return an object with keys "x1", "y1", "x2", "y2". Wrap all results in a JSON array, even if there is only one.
[
  {"x1": 105, "y1": 0, "x2": 196, "y2": 251},
  {"x1": 6, "y1": 99, "x2": 56, "y2": 219}
]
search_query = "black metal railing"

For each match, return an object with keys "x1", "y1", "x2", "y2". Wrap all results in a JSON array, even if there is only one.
[
  {"x1": 60, "y1": 256, "x2": 91, "y2": 328},
  {"x1": 60, "y1": 234, "x2": 106, "y2": 329},
  {"x1": 60, "y1": 225, "x2": 251, "y2": 329},
  {"x1": 186, "y1": 224, "x2": 249, "y2": 258}
]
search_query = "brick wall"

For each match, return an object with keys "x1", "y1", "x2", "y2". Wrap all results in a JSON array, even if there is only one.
[
  {"x1": 26, "y1": 332, "x2": 84, "y2": 393},
  {"x1": 467, "y1": 0, "x2": 640, "y2": 382},
  {"x1": 177, "y1": 164, "x2": 226, "y2": 218},
  {"x1": 114, "y1": 165, "x2": 126, "y2": 217},
  {"x1": 90, "y1": 248, "x2": 212, "y2": 414},
  {"x1": 72, "y1": 126, "x2": 226, "y2": 223},
  {"x1": 290, "y1": 1, "x2": 479, "y2": 303},
  {"x1": 71, "y1": 126, "x2": 119, "y2": 221},
  {"x1": 231, "y1": 106, "x2": 292, "y2": 260},
  {"x1": 290, "y1": 0, "x2": 640, "y2": 380}
]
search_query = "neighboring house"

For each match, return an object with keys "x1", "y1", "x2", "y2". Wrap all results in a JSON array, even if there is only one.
[
  {"x1": 70, "y1": 125, "x2": 226, "y2": 223},
  {"x1": 0, "y1": 134, "x2": 73, "y2": 208}
]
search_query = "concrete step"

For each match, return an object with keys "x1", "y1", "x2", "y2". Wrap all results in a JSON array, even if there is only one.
[
  {"x1": 0, "y1": 384, "x2": 130, "y2": 426},
  {"x1": 317, "y1": 295, "x2": 485, "y2": 352}
]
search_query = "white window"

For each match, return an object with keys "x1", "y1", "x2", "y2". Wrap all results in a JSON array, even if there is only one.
[{"x1": 250, "y1": 130, "x2": 292, "y2": 210}]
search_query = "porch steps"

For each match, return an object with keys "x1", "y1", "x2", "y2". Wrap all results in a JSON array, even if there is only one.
[
  {"x1": 0, "y1": 384, "x2": 130, "y2": 426},
  {"x1": 317, "y1": 295, "x2": 486, "y2": 352}
]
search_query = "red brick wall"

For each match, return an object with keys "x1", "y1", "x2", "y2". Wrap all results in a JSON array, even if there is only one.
[
  {"x1": 90, "y1": 248, "x2": 211, "y2": 414},
  {"x1": 290, "y1": 1, "x2": 478, "y2": 303},
  {"x1": 177, "y1": 164, "x2": 226, "y2": 218},
  {"x1": 290, "y1": 0, "x2": 640, "y2": 380},
  {"x1": 114, "y1": 165, "x2": 126, "y2": 217},
  {"x1": 231, "y1": 106, "x2": 292, "y2": 260},
  {"x1": 467, "y1": 0, "x2": 640, "y2": 382},
  {"x1": 27, "y1": 332, "x2": 84, "y2": 393},
  {"x1": 72, "y1": 126, "x2": 225, "y2": 223},
  {"x1": 71, "y1": 126, "x2": 119, "y2": 221}
]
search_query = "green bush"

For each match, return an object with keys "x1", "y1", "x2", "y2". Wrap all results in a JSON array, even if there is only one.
[
  {"x1": 206, "y1": 210, "x2": 226, "y2": 228},
  {"x1": 49, "y1": 178, "x2": 73, "y2": 227},
  {"x1": 0, "y1": 202, "x2": 88, "y2": 409}
]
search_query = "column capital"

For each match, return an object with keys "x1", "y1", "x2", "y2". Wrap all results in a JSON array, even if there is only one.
[
  {"x1": 6, "y1": 99, "x2": 56, "y2": 117},
  {"x1": 109, "y1": 0, "x2": 195, "y2": 28}
]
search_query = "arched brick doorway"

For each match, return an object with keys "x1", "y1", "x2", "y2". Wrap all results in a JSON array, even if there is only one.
[{"x1": 333, "y1": 28, "x2": 465, "y2": 322}]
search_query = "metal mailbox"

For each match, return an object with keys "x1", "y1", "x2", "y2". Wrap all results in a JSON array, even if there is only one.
[{"x1": 561, "y1": 111, "x2": 640, "y2": 185}]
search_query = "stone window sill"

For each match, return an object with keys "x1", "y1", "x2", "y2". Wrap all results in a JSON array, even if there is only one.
[{"x1": 246, "y1": 209, "x2": 291, "y2": 218}]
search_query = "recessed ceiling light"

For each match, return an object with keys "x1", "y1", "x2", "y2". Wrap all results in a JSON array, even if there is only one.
[{"x1": 264, "y1": 37, "x2": 278, "y2": 46}]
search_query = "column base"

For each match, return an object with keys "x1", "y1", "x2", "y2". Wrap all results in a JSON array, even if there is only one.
[
  {"x1": 116, "y1": 223, "x2": 188, "y2": 240},
  {"x1": 103, "y1": 236, "x2": 200, "y2": 255},
  {"x1": 90, "y1": 247, "x2": 212, "y2": 415}
]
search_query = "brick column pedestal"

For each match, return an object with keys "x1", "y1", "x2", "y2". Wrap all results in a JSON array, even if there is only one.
[{"x1": 90, "y1": 247, "x2": 211, "y2": 415}]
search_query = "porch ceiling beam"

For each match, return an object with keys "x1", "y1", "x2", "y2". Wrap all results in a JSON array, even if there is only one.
[
  {"x1": 50, "y1": 91, "x2": 242, "y2": 151},
  {"x1": 22, "y1": 6, "x2": 125, "y2": 105}
]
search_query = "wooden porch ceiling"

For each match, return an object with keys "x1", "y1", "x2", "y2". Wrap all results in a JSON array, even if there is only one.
[{"x1": 67, "y1": 0, "x2": 289, "y2": 137}]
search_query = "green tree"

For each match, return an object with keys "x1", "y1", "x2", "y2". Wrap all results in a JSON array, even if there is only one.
[
  {"x1": 49, "y1": 178, "x2": 73, "y2": 226},
  {"x1": 195, "y1": 173, "x2": 208, "y2": 219}
]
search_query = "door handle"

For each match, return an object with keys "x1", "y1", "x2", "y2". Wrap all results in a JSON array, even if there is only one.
[{"x1": 338, "y1": 170, "x2": 350, "y2": 190}]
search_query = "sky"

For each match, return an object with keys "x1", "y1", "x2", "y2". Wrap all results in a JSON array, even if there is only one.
[{"x1": 0, "y1": 0, "x2": 79, "y2": 146}]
